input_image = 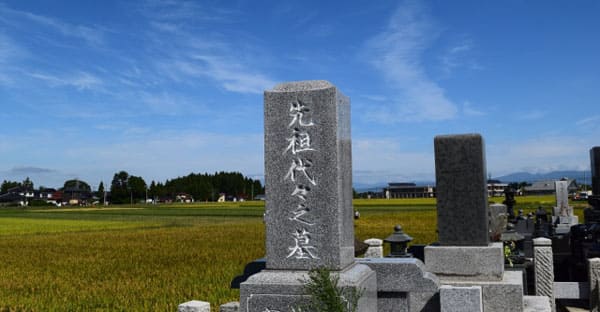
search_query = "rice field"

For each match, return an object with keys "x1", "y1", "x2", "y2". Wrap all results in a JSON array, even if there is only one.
[{"x1": 0, "y1": 195, "x2": 586, "y2": 311}]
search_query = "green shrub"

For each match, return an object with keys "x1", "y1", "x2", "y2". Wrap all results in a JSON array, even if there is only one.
[{"x1": 297, "y1": 268, "x2": 362, "y2": 312}]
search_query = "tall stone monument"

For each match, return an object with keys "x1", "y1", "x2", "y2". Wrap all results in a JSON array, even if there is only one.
[
  {"x1": 240, "y1": 81, "x2": 376, "y2": 312},
  {"x1": 425, "y1": 134, "x2": 526, "y2": 312},
  {"x1": 433, "y1": 134, "x2": 489, "y2": 246}
]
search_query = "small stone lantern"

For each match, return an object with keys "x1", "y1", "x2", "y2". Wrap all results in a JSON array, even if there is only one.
[{"x1": 384, "y1": 225, "x2": 413, "y2": 258}]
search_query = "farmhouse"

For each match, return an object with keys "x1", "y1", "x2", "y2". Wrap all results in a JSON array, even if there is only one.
[
  {"x1": 384, "y1": 182, "x2": 435, "y2": 198},
  {"x1": 523, "y1": 178, "x2": 578, "y2": 195}
]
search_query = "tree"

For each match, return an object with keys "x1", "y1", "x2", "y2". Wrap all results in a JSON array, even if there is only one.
[
  {"x1": 128, "y1": 175, "x2": 147, "y2": 203},
  {"x1": 1, "y1": 180, "x2": 20, "y2": 193},
  {"x1": 22, "y1": 177, "x2": 34, "y2": 190},
  {"x1": 63, "y1": 179, "x2": 91, "y2": 192},
  {"x1": 97, "y1": 181, "x2": 105, "y2": 204},
  {"x1": 110, "y1": 171, "x2": 130, "y2": 204}
]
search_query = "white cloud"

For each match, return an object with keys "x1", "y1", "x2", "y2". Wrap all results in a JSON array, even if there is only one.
[
  {"x1": 364, "y1": 0, "x2": 458, "y2": 122},
  {"x1": 138, "y1": 2, "x2": 276, "y2": 95},
  {"x1": 27, "y1": 71, "x2": 103, "y2": 91},
  {"x1": 576, "y1": 115, "x2": 600, "y2": 126},
  {"x1": 487, "y1": 135, "x2": 593, "y2": 176},
  {"x1": 353, "y1": 137, "x2": 435, "y2": 184},
  {"x1": 0, "y1": 4, "x2": 104, "y2": 46},
  {"x1": 516, "y1": 110, "x2": 546, "y2": 121},
  {"x1": 439, "y1": 39, "x2": 481, "y2": 74},
  {"x1": 462, "y1": 101, "x2": 486, "y2": 117}
]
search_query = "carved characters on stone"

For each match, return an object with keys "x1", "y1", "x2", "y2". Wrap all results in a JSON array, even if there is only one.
[{"x1": 283, "y1": 97, "x2": 318, "y2": 260}]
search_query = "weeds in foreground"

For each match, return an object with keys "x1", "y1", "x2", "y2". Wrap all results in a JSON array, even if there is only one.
[{"x1": 296, "y1": 268, "x2": 362, "y2": 312}]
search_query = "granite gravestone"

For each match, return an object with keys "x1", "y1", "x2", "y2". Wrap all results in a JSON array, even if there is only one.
[
  {"x1": 240, "y1": 81, "x2": 376, "y2": 312},
  {"x1": 263, "y1": 80, "x2": 354, "y2": 270},
  {"x1": 434, "y1": 134, "x2": 489, "y2": 246},
  {"x1": 426, "y1": 134, "x2": 528, "y2": 312}
]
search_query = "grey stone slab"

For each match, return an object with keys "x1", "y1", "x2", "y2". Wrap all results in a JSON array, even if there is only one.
[
  {"x1": 240, "y1": 263, "x2": 377, "y2": 312},
  {"x1": 264, "y1": 80, "x2": 354, "y2": 270},
  {"x1": 357, "y1": 258, "x2": 440, "y2": 312},
  {"x1": 424, "y1": 243, "x2": 504, "y2": 281},
  {"x1": 178, "y1": 300, "x2": 210, "y2": 312},
  {"x1": 554, "y1": 282, "x2": 589, "y2": 299},
  {"x1": 523, "y1": 295, "x2": 551, "y2": 312},
  {"x1": 440, "y1": 285, "x2": 483, "y2": 312},
  {"x1": 592, "y1": 147, "x2": 600, "y2": 196},
  {"x1": 434, "y1": 134, "x2": 489, "y2": 246},
  {"x1": 442, "y1": 270, "x2": 524, "y2": 312},
  {"x1": 358, "y1": 258, "x2": 439, "y2": 292}
]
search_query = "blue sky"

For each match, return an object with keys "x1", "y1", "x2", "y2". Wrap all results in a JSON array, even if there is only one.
[{"x1": 1, "y1": 0, "x2": 599, "y2": 189}]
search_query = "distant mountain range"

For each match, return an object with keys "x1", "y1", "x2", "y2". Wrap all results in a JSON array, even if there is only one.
[
  {"x1": 494, "y1": 170, "x2": 590, "y2": 183},
  {"x1": 353, "y1": 170, "x2": 591, "y2": 192}
]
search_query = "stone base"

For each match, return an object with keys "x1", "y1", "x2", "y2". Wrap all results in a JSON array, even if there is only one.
[
  {"x1": 440, "y1": 271, "x2": 524, "y2": 312},
  {"x1": 425, "y1": 243, "x2": 504, "y2": 281},
  {"x1": 358, "y1": 257, "x2": 440, "y2": 312},
  {"x1": 440, "y1": 285, "x2": 483, "y2": 312},
  {"x1": 523, "y1": 295, "x2": 551, "y2": 312},
  {"x1": 239, "y1": 263, "x2": 377, "y2": 312}
]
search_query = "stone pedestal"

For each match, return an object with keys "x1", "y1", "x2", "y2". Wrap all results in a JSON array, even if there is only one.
[
  {"x1": 240, "y1": 263, "x2": 377, "y2": 312},
  {"x1": 425, "y1": 243, "x2": 504, "y2": 281}
]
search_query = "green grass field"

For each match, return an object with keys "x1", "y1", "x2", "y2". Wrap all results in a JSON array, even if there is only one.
[{"x1": 0, "y1": 196, "x2": 588, "y2": 311}]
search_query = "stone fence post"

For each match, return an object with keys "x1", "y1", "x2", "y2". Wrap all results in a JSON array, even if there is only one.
[{"x1": 534, "y1": 237, "x2": 555, "y2": 312}]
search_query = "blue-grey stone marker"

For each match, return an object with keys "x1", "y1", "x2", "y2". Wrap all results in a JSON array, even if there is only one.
[
  {"x1": 434, "y1": 134, "x2": 489, "y2": 246},
  {"x1": 264, "y1": 80, "x2": 354, "y2": 270}
]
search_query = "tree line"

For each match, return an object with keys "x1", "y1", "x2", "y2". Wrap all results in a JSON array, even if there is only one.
[
  {"x1": 2, "y1": 171, "x2": 264, "y2": 205},
  {"x1": 108, "y1": 171, "x2": 264, "y2": 204}
]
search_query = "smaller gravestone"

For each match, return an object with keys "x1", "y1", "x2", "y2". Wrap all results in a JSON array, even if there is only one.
[
  {"x1": 554, "y1": 180, "x2": 578, "y2": 234},
  {"x1": 489, "y1": 203, "x2": 508, "y2": 241},
  {"x1": 434, "y1": 134, "x2": 489, "y2": 246},
  {"x1": 554, "y1": 181, "x2": 570, "y2": 217}
]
